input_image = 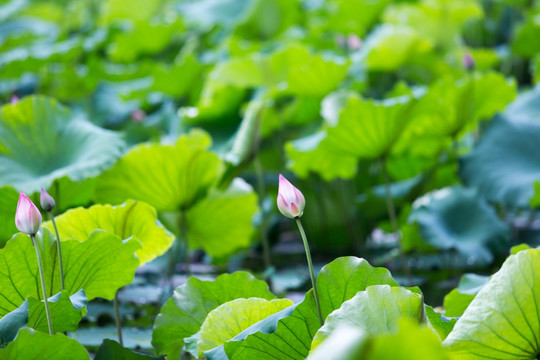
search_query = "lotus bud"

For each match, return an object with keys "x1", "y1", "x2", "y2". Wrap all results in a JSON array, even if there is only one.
[
  {"x1": 463, "y1": 52, "x2": 475, "y2": 71},
  {"x1": 277, "y1": 174, "x2": 305, "y2": 219},
  {"x1": 40, "y1": 188, "x2": 56, "y2": 212},
  {"x1": 15, "y1": 192, "x2": 42, "y2": 236}
]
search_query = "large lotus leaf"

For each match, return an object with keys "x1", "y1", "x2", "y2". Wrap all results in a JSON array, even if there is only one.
[
  {"x1": 95, "y1": 129, "x2": 223, "y2": 211},
  {"x1": 311, "y1": 285, "x2": 423, "y2": 350},
  {"x1": 306, "y1": 0, "x2": 388, "y2": 37},
  {"x1": 27, "y1": 290, "x2": 86, "y2": 334},
  {"x1": 152, "y1": 271, "x2": 275, "y2": 359},
  {"x1": 205, "y1": 304, "x2": 297, "y2": 360},
  {"x1": 43, "y1": 200, "x2": 174, "y2": 264},
  {"x1": 0, "y1": 186, "x2": 19, "y2": 247},
  {"x1": 383, "y1": 0, "x2": 482, "y2": 49},
  {"x1": 321, "y1": 93, "x2": 416, "y2": 159},
  {"x1": 224, "y1": 257, "x2": 399, "y2": 359},
  {"x1": 0, "y1": 96, "x2": 124, "y2": 194},
  {"x1": 511, "y1": 12, "x2": 540, "y2": 58},
  {"x1": 443, "y1": 249, "x2": 540, "y2": 359},
  {"x1": 0, "y1": 228, "x2": 140, "y2": 316},
  {"x1": 355, "y1": 24, "x2": 433, "y2": 71},
  {"x1": 198, "y1": 298, "x2": 293, "y2": 357},
  {"x1": 285, "y1": 132, "x2": 359, "y2": 181},
  {"x1": 461, "y1": 115, "x2": 540, "y2": 208},
  {"x1": 409, "y1": 186, "x2": 509, "y2": 265},
  {"x1": 308, "y1": 319, "x2": 449, "y2": 360},
  {"x1": 0, "y1": 327, "x2": 90, "y2": 360},
  {"x1": 408, "y1": 72, "x2": 516, "y2": 138},
  {"x1": 94, "y1": 339, "x2": 162, "y2": 360},
  {"x1": 531, "y1": 181, "x2": 540, "y2": 208},
  {"x1": 425, "y1": 306, "x2": 456, "y2": 341},
  {"x1": 101, "y1": 0, "x2": 163, "y2": 23},
  {"x1": 210, "y1": 44, "x2": 348, "y2": 96},
  {"x1": 443, "y1": 273, "x2": 489, "y2": 317},
  {"x1": 185, "y1": 178, "x2": 257, "y2": 257}
]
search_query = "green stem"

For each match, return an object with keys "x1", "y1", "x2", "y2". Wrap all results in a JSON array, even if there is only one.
[
  {"x1": 254, "y1": 155, "x2": 272, "y2": 269},
  {"x1": 180, "y1": 209, "x2": 190, "y2": 276},
  {"x1": 30, "y1": 234, "x2": 53, "y2": 335},
  {"x1": 114, "y1": 293, "x2": 123, "y2": 346},
  {"x1": 295, "y1": 218, "x2": 323, "y2": 327},
  {"x1": 381, "y1": 159, "x2": 413, "y2": 286},
  {"x1": 49, "y1": 213, "x2": 65, "y2": 290}
]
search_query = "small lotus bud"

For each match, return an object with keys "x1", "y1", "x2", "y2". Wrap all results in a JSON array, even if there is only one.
[
  {"x1": 463, "y1": 52, "x2": 475, "y2": 71},
  {"x1": 15, "y1": 192, "x2": 42, "y2": 236},
  {"x1": 347, "y1": 34, "x2": 362, "y2": 51},
  {"x1": 40, "y1": 188, "x2": 56, "y2": 212},
  {"x1": 277, "y1": 174, "x2": 305, "y2": 219},
  {"x1": 131, "y1": 109, "x2": 146, "y2": 123}
]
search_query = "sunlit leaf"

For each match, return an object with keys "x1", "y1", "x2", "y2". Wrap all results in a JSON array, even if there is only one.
[
  {"x1": 95, "y1": 129, "x2": 223, "y2": 211},
  {"x1": 186, "y1": 178, "x2": 258, "y2": 257},
  {"x1": 198, "y1": 298, "x2": 293, "y2": 357},
  {"x1": 43, "y1": 200, "x2": 174, "y2": 264},
  {"x1": 0, "y1": 228, "x2": 140, "y2": 316},
  {"x1": 0, "y1": 96, "x2": 124, "y2": 194},
  {"x1": 443, "y1": 273, "x2": 489, "y2": 317},
  {"x1": 152, "y1": 271, "x2": 275, "y2": 359},
  {"x1": 443, "y1": 249, "x2": 540, "y2": 359}
]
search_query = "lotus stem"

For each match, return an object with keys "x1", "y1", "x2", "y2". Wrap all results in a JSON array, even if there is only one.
[
  {"x1": 49, "y1": 213, "x2": 65, "y2": 290},
  {"x1": 295, "y1": 218, "x2": 324, "y2": 327},
  {"x1": 30, "y1": 234, "x2": 53, "y2": 335},
  {"x1": 381, "y1": 159, "x2": 413, "y2": 286},
  {"x1": 114, "y1": 293, "x2": 123, "y2": 346}
]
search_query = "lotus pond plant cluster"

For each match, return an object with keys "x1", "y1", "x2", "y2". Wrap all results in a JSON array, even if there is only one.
[{"x1": 1, "y1": 0, "x2": 540, "y2": 359}]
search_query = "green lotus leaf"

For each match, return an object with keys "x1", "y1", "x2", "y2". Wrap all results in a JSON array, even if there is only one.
[
  {"x1": 443, "y1": 249, "x2": 540, "y2": 359},
  {"x1": 198, "y1": 298, "x2": 293, "y2": 357},
  {"x1": 383, "y1": 0, "x2": 482, "y2": 49},
  {"x1": 511, "y1": 12, "x2": 540, "y2": 58},
  {"x1": 531, "y1": 181, "x2": 540, "y2": 208},
  {"x1": 94, "y1": 339, "x2": 162, "y2": 360},
  {"x1": 0, "y1": 228, "x2": 140, "y2": 316},
  {"x1": 205, "y1": 304, "x2": 297, "y2": 360},
  {"x1": 186, "y1": 178, "x2": 257, "y2": 257},
  {"x1": 95, "y1": 129, "x2": 223, "y2": 211},
  {"x1": 425, "y1": 306, "x2": 456, "y2": 341},
  {"x1": 152, "y1": 271, "x2": 275, "y2": 359},
  {"x1": 224, "y1": 257, "x2": 399, "y2": 360},
  {"x1": 210, "y1": 44, "x2": 348, "y2": 96},
  {"x1": 461, "y1": 116, "x2": 540, "y2": 208},
  {"x1": 0, "y1": 96, "x2": 124, "y2": 194},
  {"x1": 356, "y1": 24, "x2": 433, "y2": 71},
  {"x1": 43, "y1": 200, "x2": 174, "y2": 265},
  {"x1": 308, "y1": 319, "x2": 449, "y2": 360},
  {"x1": 0, "y1": 186, "x2": 19, "y2": 248},
  {"x1": 408, "y1": 72, "x2": 516, "y2": 138},
  {"x1": 311, "y1": 285, "x2": 423, "y2": 350},
  {"x1": 306, "y1": 0, "x2": 388, "y2": 37},
  {"x1": 27, "y1": 290, "x2": 86, "y2": 334},
  {"x1": 443, "y1": 273, "x2": 489, "y2": 317},
  {"x1": 0, "y1": 327, "x2": 90, "y2": 360},
  {"x1": 408, "y1": 186, "x2": 509, "y2": 265},
  {"x1": 286, "y1": 132, "x2": 358, "y2": 181}
]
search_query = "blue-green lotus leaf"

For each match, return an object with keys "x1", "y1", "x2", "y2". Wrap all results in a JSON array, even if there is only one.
[{"x1": 0, "y1": 96, "x2": 124, "y2": 194}]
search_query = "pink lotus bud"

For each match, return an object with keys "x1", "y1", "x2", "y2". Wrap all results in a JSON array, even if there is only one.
[
  {"x1": 277, "y1": 174, "x2": 305, "y2": 219},
  {"x1": 15, "y1": 192, "x2": 42, "y2": 236},
  {"x1": 347, "y1": 34, "x2": 362, "y2": 51},
  {"x1": 40, "y1": 188, "x2": 56, "y2": 212},
  {"x1": 131, "y1": 109, "x2": 146, "y2": 123},
  {"x1": 463, "y1": 52, "x2": 475, "y2": 71},
  {"x1": 10, "y1": 95, "x2": 19, "y2": 105}
]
